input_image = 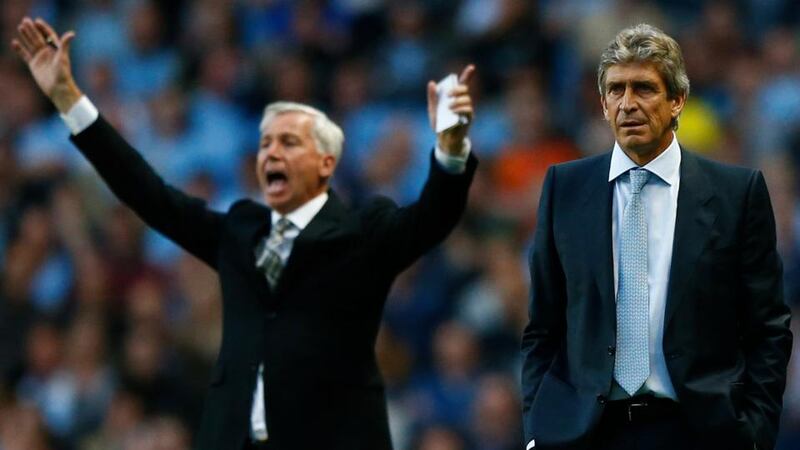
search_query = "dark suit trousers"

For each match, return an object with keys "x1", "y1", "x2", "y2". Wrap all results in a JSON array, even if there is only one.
[
  {"x1": 241, "y1": 439, "x2": 273, "y2": 450},
  {"x1": 590, "y1": 397, "x2": 752, "y2": 450},
  {"x1": 591, "y1": 403, "x2": 696, "y2": 450}
]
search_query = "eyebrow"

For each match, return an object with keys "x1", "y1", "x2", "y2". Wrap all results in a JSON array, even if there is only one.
[
  {"x1": 260, "y1": 131, "x2": 305, "y2": 144},
  {"x1": 632, "y1": 80, "x2": 658, "y2": 88},
  {"x1": 605, "y1": 79, "x2": 660, "y2": 90}
]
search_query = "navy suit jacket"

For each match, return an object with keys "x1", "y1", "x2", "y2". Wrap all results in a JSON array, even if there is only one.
[
  {"x1": 70, "y1": 116, "x2": 477, "y2": 450},
  {"x1": 521, "y1": 149, "x2": 791, "y2": 450}
]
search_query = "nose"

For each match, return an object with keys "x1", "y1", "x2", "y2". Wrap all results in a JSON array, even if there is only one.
[
  {"x1": 262, "y1": 142, "x2": 283, "y2": 160},
  {"x1": 619, "y1": 87, "x2": 637, "y2": 113}
]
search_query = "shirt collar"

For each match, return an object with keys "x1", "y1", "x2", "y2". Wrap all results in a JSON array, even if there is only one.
[
  {"x1": 271, "y1": 192, "x2": 329, "y2": 231},
  {"x1": 608, "y1": 134, "x2": 681, "y2": 186}
]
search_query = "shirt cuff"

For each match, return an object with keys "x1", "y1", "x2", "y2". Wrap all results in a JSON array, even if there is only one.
[
  {"x1": 434, "y1": 138, "x2": 471, "y2": 174},
  {"x1": 60, "y1": 96, "x2": 99, "y2": 135}
]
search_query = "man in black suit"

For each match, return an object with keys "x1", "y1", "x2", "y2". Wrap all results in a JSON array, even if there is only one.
[
  {"x1": 12, "y1": 18, "x2": 477, "y2": 450},
  {"x1": 521, "y1": 24, "x2": 792, "y2": 450}
]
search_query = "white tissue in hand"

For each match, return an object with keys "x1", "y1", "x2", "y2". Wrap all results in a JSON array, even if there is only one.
[{"x1": 436, "y1": 73, "x2": 468, "y2": 133}]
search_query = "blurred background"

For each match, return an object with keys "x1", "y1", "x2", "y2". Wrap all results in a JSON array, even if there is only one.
[{"x1": 0, "y1": 0, "x2": 799, "y2": 449}]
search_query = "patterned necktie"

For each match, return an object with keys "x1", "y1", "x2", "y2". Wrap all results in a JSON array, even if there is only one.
[
  {"x1": 614, "y1": 168, "x2": 651, "y2": 396},
  {"x1": 255, "y1": 218, "x2": 294, "y2": 288}
]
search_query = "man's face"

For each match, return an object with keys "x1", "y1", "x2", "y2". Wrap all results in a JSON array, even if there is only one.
[
  {"x1": 256, "y1": 112, "x2": 335, "y2": 214},
  {"x1": 601, "y1": 62, "x2": 685, "y2": 159}
]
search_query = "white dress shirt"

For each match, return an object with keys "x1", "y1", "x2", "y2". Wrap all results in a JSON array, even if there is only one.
[
  {"x1": 60, "y1": 96, "x2": 99, "y2": 133},
  {"x1": 60, "y1": 95, "x2": 472, "y2": 440},
  {"x1": 250, "y1": 192, "x2": 328, "y2": 441},
  {"x1": 608, "y1": 135, "x2": 681, "y2": 401}
]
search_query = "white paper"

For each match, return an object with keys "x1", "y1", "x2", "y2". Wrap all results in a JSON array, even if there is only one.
[
  {"x1": 250, "y1": 363, "x2": 268, "y2": 441},
  {"x1": 436, "y1": 73, "x2": 469, "y2": 133}
]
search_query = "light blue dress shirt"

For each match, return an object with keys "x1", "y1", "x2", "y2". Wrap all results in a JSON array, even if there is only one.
[{"x1": 608, "y1": 135, "x2": 681, "y2": 400}]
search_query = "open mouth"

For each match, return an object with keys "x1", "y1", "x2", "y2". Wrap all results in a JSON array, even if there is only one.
[{"x1": 266, "y1": 170, "x2": 288, "y2": 194}]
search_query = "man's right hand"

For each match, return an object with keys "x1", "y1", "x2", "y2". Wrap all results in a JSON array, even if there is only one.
[{"x1": 11, "y1": 17, "x2": 82, "y2": 113}]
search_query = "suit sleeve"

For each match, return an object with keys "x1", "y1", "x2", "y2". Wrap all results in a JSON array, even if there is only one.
[
  {"x1": 520, "y1": 166, "x2": 567, "y2": 441},
  {"x1": 70, "y1": 116, "x2": 223, "y2": 269},
  {"x1": 738, "y1": 171, "x2": 792, "y2": 450},
  {"x1": 363, "y1": 150, "x2": 477, "y2": 274}
]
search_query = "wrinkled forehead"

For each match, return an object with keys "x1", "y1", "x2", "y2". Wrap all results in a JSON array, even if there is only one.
[{"x1": 603, "y1": 61, "x2": 666, "y2": 86}]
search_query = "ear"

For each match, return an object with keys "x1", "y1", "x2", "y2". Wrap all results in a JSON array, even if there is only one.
[
  {"x1": 319, "y1": 154, "x2": 337, "y2": 178},
  {"x1": 600, "y1": 95, "x2": 609, "y2": 120},
  {"x1": 670, "y1": 93, "x2": 686, "y2": 121}
]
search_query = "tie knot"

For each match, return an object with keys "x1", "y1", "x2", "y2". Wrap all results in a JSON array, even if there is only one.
[
  {"x1": 629, "y1": 169, "x2": 650, "y2": 194},
  {"x1": 274, "y1": 217, "x2": 293, "y2": 235}
]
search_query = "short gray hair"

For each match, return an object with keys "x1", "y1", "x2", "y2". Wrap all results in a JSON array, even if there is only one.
[
  {"x1": 597, "y1": 24, "x2": 690, "y2": 102},
  {"x1": 259, "y1": 101, "x2": 345, "y2": 160}
]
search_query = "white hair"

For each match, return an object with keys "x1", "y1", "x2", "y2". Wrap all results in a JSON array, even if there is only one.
[{"x1": 259, "y1": 101, "x2": 345, "y2": 160}]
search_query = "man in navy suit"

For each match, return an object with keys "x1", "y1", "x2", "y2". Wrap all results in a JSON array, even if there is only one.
[
  {"x1": 12, "y1": 17, "x2": 477, "y2": 450},
  {"x1": 521, "y1": 24, "x2": 791, "y2": 450}
]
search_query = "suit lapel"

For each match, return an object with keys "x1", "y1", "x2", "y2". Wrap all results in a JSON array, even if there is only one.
[
  {"x1": 664, "y1": 150, "x2": 716, "y2": 331},
  {"x1": 275, "y1": 191, "x2": 352, "y2": 295},
  {"x1": 579, "y1": 153, "x2": 616, "y2": 314},
  {"x1": 224, "y1": 199, "x2": 274, "y2": 304}
]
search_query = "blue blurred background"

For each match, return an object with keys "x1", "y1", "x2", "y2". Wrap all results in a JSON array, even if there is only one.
[{"x1": 0, "y1": 1, "x2": 799, "y2": 449}]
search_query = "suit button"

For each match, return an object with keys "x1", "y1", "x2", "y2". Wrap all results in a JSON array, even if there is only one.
[
  {"x1": 607, "y1": 345, "x2": 616, "y2": 356},
  {"x1": 596, "y1": 395, "x2": 607, "y2": 405},
  {"x1": 666, "y1": 351, "x2": 683, "y2": 360}
]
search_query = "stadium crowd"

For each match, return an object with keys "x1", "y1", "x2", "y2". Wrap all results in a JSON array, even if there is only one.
[{"x1": 0, "y1": 0, "x2": 799, "y2": 449}]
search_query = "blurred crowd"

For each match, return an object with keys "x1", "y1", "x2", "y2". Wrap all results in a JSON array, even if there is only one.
[{"x1": 0, "y1": 0, "x2": 799, "y2": 449}]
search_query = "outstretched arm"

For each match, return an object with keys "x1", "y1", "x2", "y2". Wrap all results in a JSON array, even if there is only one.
[{"x1": 11, "y1": 17, "x2": 223, "y2": 268}]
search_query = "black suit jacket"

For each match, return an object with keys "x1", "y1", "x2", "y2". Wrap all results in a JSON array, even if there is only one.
[
  {"x1": 521, "y1": 149, "x2": 792, "y2": 450},
  {"x1": 70, "y1": 117, "x2": 477, "y2": 450}
]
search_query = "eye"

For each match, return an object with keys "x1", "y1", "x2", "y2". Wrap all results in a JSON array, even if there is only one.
[
  {"x1": 607, "y1": 84, "x2": 624, "y2": 96},
  {"x1": 635, "y1": 83, "x2": 657, "y2": 95},
  {"x1": 283, "y1": 136, "x2": 300, "y2": 147}
]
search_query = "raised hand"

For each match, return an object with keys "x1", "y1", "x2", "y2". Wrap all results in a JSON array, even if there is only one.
[
  {"x1": 11, "y1": 17, "x2": 82, "y2": 112},
  {"x1": 427, "y1": 64, "x2": 476, "y2": 155}
]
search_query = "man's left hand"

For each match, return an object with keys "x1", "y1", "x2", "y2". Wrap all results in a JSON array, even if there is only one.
[{"x1": 427, "y1": 64, "x2": 475, "y2": 155}]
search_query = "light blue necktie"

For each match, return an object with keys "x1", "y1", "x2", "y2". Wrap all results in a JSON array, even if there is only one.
[{"x1": 614, "y1": 168, "x2": 651, "y2": 396}]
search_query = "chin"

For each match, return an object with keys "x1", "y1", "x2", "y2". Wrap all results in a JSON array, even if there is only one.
[
  {"x1": 264, "y1": 195, "x2": 283, "y2": 209},
  {"x1": 269, "y1": 199, "x2": 297, "y2": 214},
  {"x1": 620, "y1": 136, "x2": 656, "y2": 152}
]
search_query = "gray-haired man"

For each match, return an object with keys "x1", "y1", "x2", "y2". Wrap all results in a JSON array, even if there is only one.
[
  {"x1": 521, "y1": 24, "x2": 791, "y2": 450},
  {"x1": 12, "y1": 16, "x2": 477, "y2": 450}
]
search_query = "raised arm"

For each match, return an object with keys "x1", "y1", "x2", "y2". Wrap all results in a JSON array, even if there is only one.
[
  {"x1": 11, "y1": 17, "x2": 223, "y2": 268},
  {"x1": 366, "y1": 65, "x2": 478, "y2": 273},
  {"x1": 11, "y1": 17, "x2": 82, "y2": 113}
]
